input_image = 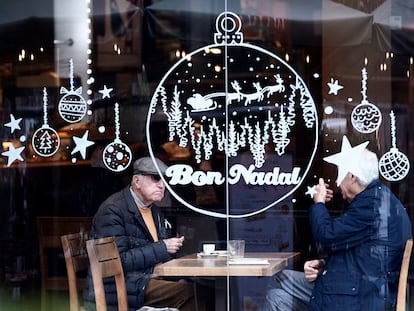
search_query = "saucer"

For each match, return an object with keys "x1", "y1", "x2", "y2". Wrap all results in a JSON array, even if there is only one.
[
  {"x1": 214, "y1": 250, "x2": 228, "y2": 256},
  {"x1": 197, "y1": 252, "x2": 218, "y2": 259}
]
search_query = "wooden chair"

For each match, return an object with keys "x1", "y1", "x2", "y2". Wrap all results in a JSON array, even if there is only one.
[
  {"x1": 86, "y1": 236, "x2": 128, "y2": 311},
  {"x1": 61, "y1": 232, "x2": 90, "y2": 311},
  {"x1": 396, "y1": 238, "x2": 413, "y2": 311},
  {"x1": 36, "y1": 216, "x2": 92, "y2": 311}
]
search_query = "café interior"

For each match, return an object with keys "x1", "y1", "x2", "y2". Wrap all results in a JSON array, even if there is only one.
[{"x1": 1, "y1": 0, "x2": 414, "y2": 310}]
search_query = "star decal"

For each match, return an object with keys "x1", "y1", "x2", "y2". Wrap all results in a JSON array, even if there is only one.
[
  {"x1": 305, "y1": 185, "x2": 317, "y2": 198},
  {"x1": 71, "y1": 130, "x2": 95, "y2": 159},
  {"x1": 4, "y1": 114, "x2": 22, "y2": 133},
  {"x1": 99, "y1": 85, "x2": 113, "y2": 99},
  {"x1": 1, "y1": 144, "x2": 25, "y2": 166},
  {"x1": 323, "y1": 135, "x2": 369, "y2": 186},
  {"x1": 327, "y1": 78, "x2": 344, "y2": 95}
]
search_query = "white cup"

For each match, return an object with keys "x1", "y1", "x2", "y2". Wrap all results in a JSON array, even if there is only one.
[
  {"x1": 228, "y1": 240, "x2": 245, "y2": 258},
  {"x1": 203, "y1": 243, "x2": 216, "y2": 254}
]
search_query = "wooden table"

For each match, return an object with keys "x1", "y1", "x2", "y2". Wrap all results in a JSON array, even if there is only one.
[
  {"x1": 154, "y1": 252, "x2": 299, "y2": 277},
  {"x1": 154, "y1": 252, "x2": 299, "y2": 310}
]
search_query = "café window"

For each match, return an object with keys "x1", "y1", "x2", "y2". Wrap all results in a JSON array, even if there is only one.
[{"x1": 0, "y1": 0, "x2": 413, "y2": 310}]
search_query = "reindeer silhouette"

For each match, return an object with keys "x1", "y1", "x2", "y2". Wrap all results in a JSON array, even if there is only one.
[
  {"x1": 226, "y1": 81, "x2": 243, "y2": 104},
  {"x1": 263, "y1": 74, "x2": 285, "y2": 97},
  {"x1": 242, "y1": 82, "x2": 264, "y2": 105}
]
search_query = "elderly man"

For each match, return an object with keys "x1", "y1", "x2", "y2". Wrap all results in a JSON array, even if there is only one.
[
  {"x1": 265, "y1": 136, "x2": 412, "y2": 311},
  {"x1": 84, "y1": 156, "x2": 204, "y2": 311}
]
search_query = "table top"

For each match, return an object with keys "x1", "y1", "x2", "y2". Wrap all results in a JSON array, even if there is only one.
[{"x1": 153, "y1": 252, "x2": 300, "y2": 277}]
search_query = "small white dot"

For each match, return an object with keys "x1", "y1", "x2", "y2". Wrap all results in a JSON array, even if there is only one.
[{"x1": 324, "y1": 106, "x2": 334, "y2": 115}]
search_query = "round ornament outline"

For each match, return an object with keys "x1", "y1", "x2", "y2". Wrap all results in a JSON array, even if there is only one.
[{"x1": 146, "y1": 42, "x2": 319, "y2": 218}]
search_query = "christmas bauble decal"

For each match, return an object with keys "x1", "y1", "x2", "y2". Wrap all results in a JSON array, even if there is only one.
[
  {"x1": 32, "y1": 126, "x2": 60, "y2": 157},
  {"x1": 351, "y1": 102, "x2": 382, "y2": 134},
  {"x1": 58, "y1": 91, "x2": 87, "y2": 123},
  {"x1": 351, "y1": 68, "x2": 382, "y2": 133},
  {"x1": 58, "y1": 59, "x2": 87, "y2": 123},
  {"x1": 379, "y1": 148, "x2": 410, "y2": 181},
  {"x1": 146, "y1": 12, "x2": 319, "y2": 218},
  {"x1": 103, "y1": 139, "x2": 132, "y2": 172},
  {"x1": 379, "y1": 111, "x2": 410, "y2": 181},
  {"x1": 32, "y1": 88, "x2": 61, "y2": 157},
  {"x1": 102, "y1": 102, "x2": 132, "y2": 172}
]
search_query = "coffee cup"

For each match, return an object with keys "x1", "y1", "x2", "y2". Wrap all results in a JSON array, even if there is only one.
[{"x1": 203, "y1": 243, "x2": 215, "y2": 254}]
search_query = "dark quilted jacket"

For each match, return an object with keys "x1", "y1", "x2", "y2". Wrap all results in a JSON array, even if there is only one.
[{"x1": 83, "y1": 186, "x2": 173, "y2": 311}]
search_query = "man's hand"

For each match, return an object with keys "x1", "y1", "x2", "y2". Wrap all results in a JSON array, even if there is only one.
[
  {"x1": 304, "y1": 259, "x2": 325, "y2": 282},
  {"x1": 163, "y1": 236, "x2": 185, "y2": 254},
  {"x1": 313, "y1": 178, "x2": 333, "y2": 204}
]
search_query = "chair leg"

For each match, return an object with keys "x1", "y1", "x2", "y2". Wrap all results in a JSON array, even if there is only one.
[{"x1": 193, "y1": 282, "x2": 199, "y2": 311}]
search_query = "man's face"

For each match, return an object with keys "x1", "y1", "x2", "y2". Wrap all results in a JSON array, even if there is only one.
[
  {"x1": 338, "y1": 172, "x2": 355, "y2": 203},
  {"x1": 135, "y1": 174, "x2": 165, "y2": 205}
]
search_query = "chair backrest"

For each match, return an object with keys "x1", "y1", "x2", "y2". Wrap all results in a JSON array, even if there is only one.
[
  {"x1": 61, "y1": 232, "x2": 90, "y2": 311},
  {"x1": 86, "y1": 236, "x2": 128, "y2": 311},
  {"x1": 396, "y1": 238, "x2": 413, "y2": 311},
  {"x1": 36, "y1": 216, "x2": 92, "y2": 311}
]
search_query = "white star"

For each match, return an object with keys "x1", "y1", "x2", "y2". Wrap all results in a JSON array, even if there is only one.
[
  {"x1": 71, "y1": 130, "x2": 95, "y2": 159},
  {"x1": 305, "y1": 185, "x2": 317, "y2": 198},
  {"x1": 99, "y1": 85, "x2": 113, "y2": 99},
  {"x1": 327, "y1": 78, "x2": 344, "y2": 95},
  {"x1": 323, "y1": 135, "x2": 369, "y2": 186},
  {"x1": 4, "y1": 114, "x2": 22, "y2": 133},
  {"x1": 1, "y1": 144, "x2": 25, "y2": 166}
]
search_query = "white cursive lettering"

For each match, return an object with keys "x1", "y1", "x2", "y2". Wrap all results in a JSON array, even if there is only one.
[
  {"x1": 166, "y1": 164, "x2": 301, "y2": 186},
  {"x1": 166, "y1": 164, "x2": 225, "y2": 185}
]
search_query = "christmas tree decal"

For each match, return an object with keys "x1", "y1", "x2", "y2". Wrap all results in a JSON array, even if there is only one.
[{"x1": 32, "y1": 88, "x2": 61, "y2": 157}]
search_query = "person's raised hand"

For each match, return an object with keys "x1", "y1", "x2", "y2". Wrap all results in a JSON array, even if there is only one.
[
  {"x1": 163, "y1": 236, "x2": 185, "y2": 254},
  {"x1": 313, "y1": 178, "x2": 333, "y2": 204}
]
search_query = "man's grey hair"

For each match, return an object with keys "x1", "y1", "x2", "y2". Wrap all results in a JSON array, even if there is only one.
[{"x1": 355, "y1": 149, "x2": 379, "y2": 186}]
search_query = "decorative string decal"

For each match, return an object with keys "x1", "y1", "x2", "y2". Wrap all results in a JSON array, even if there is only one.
[
  {"x1": 32, "y1": 88, "x2": 61, "y2": 157},
  {"x1": 350, "y1": 68, "x2": 382, "y2": 133},
  {"x1": 379, "y1": 111, "x2": 410, "y2": 181}
]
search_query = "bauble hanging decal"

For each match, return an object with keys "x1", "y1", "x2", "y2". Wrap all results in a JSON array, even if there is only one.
[
  {"x1": 102, "y1": 102, "x2": 132, "y2": 172},
  {"x1": 351, "y1": 68, "x2": 382, "y2": 133},
  {"x1": 146, "y1": 12, "x2": 319, "y2": 218},
  {"x1": 32, "y1": 88, "x2": 61, "y2": 157},
  {"x1": 58, "y1": 58, "x2": 87, "y2": 123},
  {"x1": 379, "y1": 110, "x2": 410, "y2": 181}
]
